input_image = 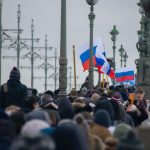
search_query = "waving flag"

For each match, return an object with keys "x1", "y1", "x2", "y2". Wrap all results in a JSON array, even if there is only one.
[
  {"x1": 94, "y1": 37, "x2": 115, "y2": 78},
  {"x1": 95, "y1": 49, "x2": 115, "y2": 79},
  {"x1": 115, "y1": 67, "x2": 134, "y2": 82},
  {"x1": 78, "y1": 37, "x2": 102, "y2": 71},
  {"x1": 78, "y1": 37, "x2": 107, "y2": 71},
  {"x1": 94, "y1": 37, "x2": 106, "y2": 56},
  {"x1": 78, "y1": 43, "x2": 97, "y2": 71}
]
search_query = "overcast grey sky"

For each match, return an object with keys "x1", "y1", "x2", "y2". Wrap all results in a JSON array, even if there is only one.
[{"x1": 2, "y1": 0, "x2": 140, "y2": 92}]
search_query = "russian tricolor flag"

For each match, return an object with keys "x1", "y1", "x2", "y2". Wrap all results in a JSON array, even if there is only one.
[
  {"x1": 78, "y1": 37, "x2": 106, "y2": 71},
  {"x1": 115, "y1": 67, "x2": 134, "y2": 82},
  {"x1": 94, "y1": 37, "x2": 106, "y2": 57},
  {"x1": 95, "y1": 49, "x2": 115, "y2": 79},
  {"x1": 79, "y1": 46, "x2": 97, "y2": 71}
]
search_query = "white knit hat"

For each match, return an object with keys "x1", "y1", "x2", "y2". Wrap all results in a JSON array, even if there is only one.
[{"x1": 21, "y1": 119, "x2": 50, "y2": 137}]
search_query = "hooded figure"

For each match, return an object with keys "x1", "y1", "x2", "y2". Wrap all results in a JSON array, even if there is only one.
[{"x1": 0, "y1": 67, "x2": 27, "y2": 109}]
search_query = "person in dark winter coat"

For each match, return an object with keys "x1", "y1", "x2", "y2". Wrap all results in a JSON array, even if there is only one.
[
  {"x1": 94, "y1": 99, "x2": 115, "y2": 124},
  {"x1": 58, "y1": 98, "x2": 75, "y2": 119},
  {"x1": 11, "y1": 134, "x2": 55, "y2": 150},
  {"x1": 0, "y1": 67, "x2": 27, "y2": 109},
  {"x1": 134, "y1": 87, "x2": 148, "y2": 125},
  {"x1": 94, "y1": 109, "x2": 112, "y2": 128},
  {"x1": 0, "y1": 120, "x2": 15, "y2": 150},
  {"x1": 9, "y1": 111, "x2": 25, "y2": 135},
  {"x1": 80, "y1": 76, "x2": 89, "y2": 91},
  {"x1": 117, "y1": 130, "x2": 144, "y2": 150},
  {"x1": 52, "y1": 120, "x2": 89, "y2": 150}
]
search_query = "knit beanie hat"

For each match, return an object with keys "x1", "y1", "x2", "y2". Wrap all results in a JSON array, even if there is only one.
[
  {"x1": 73, "y1": 113, "x2": 89, "y2": 137},
  {"x1": 117, "y1": 130, "x2": 144, "y2": 150},
  {"x1": 113, "y1": 123, "x2": 133, "y2": 139},
  {"x1": 9, "y1": 67, "x2": 20, "y2": 81},
  {"x1": 21, "y1": 119, "x2": 50, "y2": 137},
  {"x1": 11, "y1": 134, "x2": 55, "y2": 150},
  {"x1": 94, "y1": 109, "x2": 111, "y2": 128},
  {"x1": 24, "y1": 110, "x2": 51, "y2": 124},
  {"x1": 58, "y1": 98, "x2": 75, "y2": 119}
]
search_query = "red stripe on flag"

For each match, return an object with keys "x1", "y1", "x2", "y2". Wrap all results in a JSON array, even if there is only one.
[
  {"x1": 82, "y1": 56, "x2": 96, "y2": 71},
  {"x1": 116, "y1": 75, "x2": 134, "y2": 82},
  {"x1": 108, "y1": 70, "x2": 115, "y2": 79},
  {"x1": 97, "y1": 66, "x2": 115, "y2": 79}
]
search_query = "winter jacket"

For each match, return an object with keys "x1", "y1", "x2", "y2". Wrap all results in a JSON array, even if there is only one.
[{"x1": 0, "y1": 79, "x2": 27, "y2": 109}]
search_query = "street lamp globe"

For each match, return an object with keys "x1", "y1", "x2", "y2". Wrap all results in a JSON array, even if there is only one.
[
  {"x1": 110, "y1": 25, "x2": 119, "y2": 41},
  {"x1": 110, "y1": 25, "x2": 119, "y2": 70},
  {"x1": 17, "y1": 4, "x2": 21, "y2": 18},
  {"x1": 31, "y1": 19, "x2": 34, "y2": 32},
  {"x1": 119, "y1": 45, "x2": 125, "y2": 68},
  {"x1": 123, "y1": 52, "x2": 128, "y2": 60},
  {"x1": 86, "y1": 0, "x2": 99, "y2": 5},
  {"x1": 119, "y1": 45, "x2": 125, "y2": 55}
]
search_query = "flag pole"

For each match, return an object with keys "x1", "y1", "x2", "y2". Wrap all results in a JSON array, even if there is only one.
[
  {"x1": 102, "y1": 74, "x2": 104, "y2": 89},
  {"x1": 73, "y1": 45, "x2": 77, "y2": 89},
  {"x1": 99, "y1": 72, "x2": 101, "y2": 88},
  {"x1": 106, "y1": 75, "x2": 109, "y2": 89}
]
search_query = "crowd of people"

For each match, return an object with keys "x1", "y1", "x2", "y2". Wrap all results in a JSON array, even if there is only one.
[{"x1": 0, "y1": 67, "x2": 150, "y2": 150}]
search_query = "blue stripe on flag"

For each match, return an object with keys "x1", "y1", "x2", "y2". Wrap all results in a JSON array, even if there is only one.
[
  {"x1": 95, "y1": 57, "x2": 105, "y2": 66},
  {"x1": 80, "y1": 46, "x2": 97, "y2": 64},
  {"x1": 115, "y1": 71, "x2": 134, "y2": 77}
]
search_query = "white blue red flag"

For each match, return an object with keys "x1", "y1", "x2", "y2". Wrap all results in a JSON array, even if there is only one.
[
  {"x1": 94, "y1": 37, "x2": 106, "y2": 57},
  {"x1": 78, "y1": 44, "x2": 97, "y2": 71},
  {"x1": 77, "y1": 37, "x2": 114, "y2": 79},
  {"x1": 95, "y1": 48, "x2": 115, "y2": 79},
  {"x1": 78, "y1": 37, "x2": 107, "y2": 71},
  {"x1": 115, "y1": 67, "x2": 134, "y2": 82}
]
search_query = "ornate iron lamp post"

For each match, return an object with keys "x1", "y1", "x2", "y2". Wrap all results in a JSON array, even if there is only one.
[
  {"x1": 123, "y1": 51, "x2": 128, "y2": 67},
  {"x1": 59, "y1": 0, "x2": 68, "y2": 97},
  {"x1": 110, "y1": 25, "x2": 119, "y2": 86},
  {"x1": 17, "y1": 4, "x2": 21, "y2": 69},
  {"x1": 118, "y1": 45, "x2": 125, "y2": 68},
  {"x1": 136, "y1": 0, "x2": 150, "y2": 99},
  {"x1": 0, "y1": 0, "x2": 3, "y2": 85},
  {"x1": 31, "y1": 19, "x2": 34, "y2": 88},
  {"x1": 86, "y1": 0, "x2": 99, "y2": 89}
]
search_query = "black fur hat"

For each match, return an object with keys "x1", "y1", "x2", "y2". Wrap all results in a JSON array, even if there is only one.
[{"x1": 9, "y1": 67, "x2": 20, "y2": 81}]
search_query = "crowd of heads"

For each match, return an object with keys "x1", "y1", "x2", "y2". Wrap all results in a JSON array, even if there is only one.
[{"x1": 0, "y1": 70, "x2": 150, "y2": 150}]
